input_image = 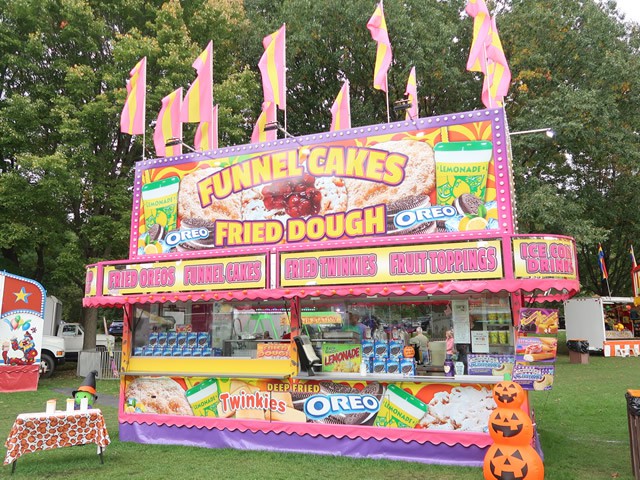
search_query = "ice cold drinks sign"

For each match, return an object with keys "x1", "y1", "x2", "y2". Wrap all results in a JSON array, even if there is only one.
[{"x1": 513, "y1": 238, "x2": 577, "y2": 279}]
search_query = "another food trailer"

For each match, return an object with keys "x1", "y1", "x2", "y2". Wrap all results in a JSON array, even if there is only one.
[
  {"x1": 83, "y1": 107, "x2": 580, "y2": 466},
  {"x1": 565, "y1": 297, "x2": 640, "y2": 356},
  {"x1": 0, "y1": 272, "x2": 47, "y2": 392}
]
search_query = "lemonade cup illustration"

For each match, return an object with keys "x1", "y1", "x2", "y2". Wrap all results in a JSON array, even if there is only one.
[
  {"x1": 141, "y1": 176, "x2": 180, "y2": 232},
  {"x1": 373, "y1": 384, "x2": 428, "y2": 429},
  {"x1": 434, "y1": 141, "x2": 493, "y2": 205}
]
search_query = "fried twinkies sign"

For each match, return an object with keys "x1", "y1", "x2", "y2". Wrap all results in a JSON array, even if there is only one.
[
  {"x1": 280, "y1": 240, "x2": 503, "y2": 287},
  {"x1": 512, "y1": 237, "x2": 577, "y2": 279}
]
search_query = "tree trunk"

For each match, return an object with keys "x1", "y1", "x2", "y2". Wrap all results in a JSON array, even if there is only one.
[{"x1": 83, "y1": 307, "x2": 98, "y2": 350}]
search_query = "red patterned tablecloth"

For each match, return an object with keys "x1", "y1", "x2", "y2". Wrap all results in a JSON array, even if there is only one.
[{"x1": 4, "y1": 409, "x2": 110, "y2": 465}]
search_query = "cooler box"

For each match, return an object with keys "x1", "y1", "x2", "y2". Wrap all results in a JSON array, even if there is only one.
[{"x1": 430, "y1": 341, "x2": 446, "y2": 366}]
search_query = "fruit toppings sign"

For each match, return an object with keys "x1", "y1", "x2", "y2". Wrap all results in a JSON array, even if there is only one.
[{"x1": 280, "y1": 240, "x2": 504, "y2": 287}]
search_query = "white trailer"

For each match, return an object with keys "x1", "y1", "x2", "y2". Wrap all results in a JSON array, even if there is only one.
[{"x1": 564, "y1": 296, "x2": 638, "y2": 356}]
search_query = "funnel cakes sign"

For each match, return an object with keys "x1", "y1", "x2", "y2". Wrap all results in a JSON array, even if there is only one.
[{"x1": 130, "y1": 108, "x2": 513, "y2": 258}]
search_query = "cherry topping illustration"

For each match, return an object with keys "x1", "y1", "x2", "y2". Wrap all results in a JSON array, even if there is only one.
[{"x1": 262, "y1": 174, "x2": 322, "y2": 217}]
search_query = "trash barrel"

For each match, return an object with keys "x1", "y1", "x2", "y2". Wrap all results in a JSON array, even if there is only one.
[
  {"x1": 566, "y1": 339, "x2": 589, "y2": 364},
  {"x1": 626, "y1": 390, "x2": 640, "y2": 479}
]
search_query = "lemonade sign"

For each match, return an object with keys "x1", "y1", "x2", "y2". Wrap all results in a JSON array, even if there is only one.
[
  {"x1": 434, "y1": 141, "x2": 493, "y2": 205},
  {"x1": 141, "y1": 176, "x2": 180, "y2": 233}
]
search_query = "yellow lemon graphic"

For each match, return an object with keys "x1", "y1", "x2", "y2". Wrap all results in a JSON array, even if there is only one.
[
  {"x1": 465, "y1": 217, "x2": 488, "y2": 231},
  {"x1": 155, "y1": 210, "x2": 168, "y2": 227},
  {"x1": 487, "y1": 209, "x2": 498, "y2": 220},
  {"x1": 452, "y1": 181, "x2": 471, "y2": 198},
  {"x1": 458, "y1": 217, "x2": 470, "y2": 231},
  {"x1": 144, "y1": 243, "x2": 160, "y2": 254}
]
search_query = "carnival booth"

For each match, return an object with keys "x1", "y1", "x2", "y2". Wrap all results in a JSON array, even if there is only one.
[
  {"x1": 84, "y1": 107, "x2": 579, "y2": 466},
  {"x1": 0, "y1": 272, "x2": 47, "y2": 392}
]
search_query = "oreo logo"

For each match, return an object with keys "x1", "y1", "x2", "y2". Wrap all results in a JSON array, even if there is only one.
[
  {"x1": 165, "y1": 228, "x2": 210, "y2": 248},
  {"x1": 304, "y1": 394, "x2": 380, "y2": 420},
  {"x1": 394, "y1": 205, "x2": 457, "y2": 230}
]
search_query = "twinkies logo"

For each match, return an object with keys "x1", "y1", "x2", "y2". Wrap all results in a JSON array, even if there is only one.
[
  {"x1": 394, "y1": 205, "x2": 458, "y2": 230},
  {"x1": 304, "y1": 394, "x2": 380, "y2": 420},
  {"x1": 165, "y1": 228, "x2": 210, "y2": 248}
]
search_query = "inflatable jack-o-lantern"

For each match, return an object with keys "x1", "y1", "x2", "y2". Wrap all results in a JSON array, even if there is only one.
[
  {"x1": 483, "y1": 444, "x2": 544, "y2": 480},
  {"x1": 488, "y1": 408, "x2": 534, "y2": 445},
  {"x1": 493, "y1": 381, "x2": 525, "y2": 408},
  {"x1": 403, "y1": 345, "x2": 415, "y2": 358}
]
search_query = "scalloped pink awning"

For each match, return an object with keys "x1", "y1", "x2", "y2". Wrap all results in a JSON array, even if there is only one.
[{"x1": 84, "y1": 277, "x2": 579, "y2": 308}]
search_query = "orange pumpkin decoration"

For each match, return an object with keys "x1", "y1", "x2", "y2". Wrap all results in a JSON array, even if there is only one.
[
  {"x1": 488, "y1": 408, "x2": 534, "y2": 445},
  {"x1": 493, "y1": 381, "x2": 525, "y2": 408},
  {"x1": 403, "y1": 345, "x2": 415, "y2": 358},
  {"x1": 483, "y1": 444, "x2": 544, "y2": 480}
]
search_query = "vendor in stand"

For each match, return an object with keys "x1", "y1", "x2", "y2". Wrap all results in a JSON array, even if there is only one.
[
  {"x1": 445, "y1": 330, "x2": 455, "y2": 360},
  {"x1": 410, "y1": 327, "x2": 430, "y2": 365},
  {"x1": 347, "y1": 311, "x2": 366, "y2": 339}
]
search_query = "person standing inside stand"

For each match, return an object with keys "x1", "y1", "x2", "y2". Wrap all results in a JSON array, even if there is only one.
[
  {"x1": 410, "y1": 327, "x2": 430, "y2": 365},
  {"x1": 445, "y1": 330, "x2": 455, "y2": 360}
]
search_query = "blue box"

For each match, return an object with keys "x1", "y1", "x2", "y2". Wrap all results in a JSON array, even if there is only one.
[
  {"x1": 400, "y1": 359, "x2": 415, "y2": 376},
  {"x1": 152, "y1": 347, "x2": 164, "y2": 356},
  {"x1": 388, "y1": 340, "x2": 404, "y2": 360},
  {"x1": 157, "y1": 332, "x2": 168, "y2": 347},
  {"x1": 197, "y1": 332, "x2": 210, "y2": 348},
  {"x1": 133, "y1": 347, "x2": 144, "y2": 356},
  {"x1": 372, "y1": 358, "x2": 387, "y2": 374},
  {"x1": 386, "y1": 359, "x2": 400, "y2": 374},
  {"x1": 166, "y1": 332, "x2": 177, "y2": 348},
  {"x1": 361, "y1": 340, "x2": 374, "y2": 358},
  {"x1": 187, "y1": 332, "x2": 198, "y2": 348},
  {"x1": 374, "y1": 341, "x2": 388, "y2": 359},
  {"x1": 148, "y1": 333, "x2": 158, "y2": 347},
  {"x1": 176, "y1": 332, "x2": 187, "y2": 348}
]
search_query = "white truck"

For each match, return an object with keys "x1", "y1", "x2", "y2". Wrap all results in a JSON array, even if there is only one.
[
  {"x1": 564, "y1": 296, "x2": 636, "y2": 353},
  {"x1": 39, "y1": 335, "x2": 66, "y2": 379},
  {"x1": 43, "y1": 296, "x2": 115, "y2": 361}
]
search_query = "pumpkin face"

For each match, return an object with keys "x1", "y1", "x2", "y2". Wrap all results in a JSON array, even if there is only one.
[
  {"x1": 493, "y1": 381, "x2": 525, "y2": 408},
  {"x1": 488, "y1": 408, "x2": 533, "y2": 445},
  {"x1": 403, "y1": 346, "x2": 415, "y2": 358},
  {"x1": 483, "y1": 444, "x2": 544, "y2": 480}
]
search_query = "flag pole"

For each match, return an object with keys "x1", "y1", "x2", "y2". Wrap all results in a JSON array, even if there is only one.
[
  {"x1": 142, "y1": 132, "x2": 146, "y2": 161},
  {"x1": 605, "y1": 276, "x2": 612, "y2": 297},
  {"x1": 385, "y1": 79, "x2": 390, "y2": 123}
]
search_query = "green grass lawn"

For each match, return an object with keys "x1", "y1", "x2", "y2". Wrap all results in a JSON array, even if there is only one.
[{"x1": 1, "y1": 348, "x2": 639, "y2": 479}]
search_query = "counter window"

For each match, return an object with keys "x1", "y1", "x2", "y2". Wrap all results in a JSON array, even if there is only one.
[{"x1": 130, "y1": 302, "x2": 292, "y2": 358}]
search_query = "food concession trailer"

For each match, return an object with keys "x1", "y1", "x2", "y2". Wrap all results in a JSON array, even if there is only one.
[{"x1": 83, "y1": 107, "x2": 579, "y2": 466}]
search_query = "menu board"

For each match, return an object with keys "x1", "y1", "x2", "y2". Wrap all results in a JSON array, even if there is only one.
[{"x1": 452, "y1": 299, "x2": 471, "y2": 344}]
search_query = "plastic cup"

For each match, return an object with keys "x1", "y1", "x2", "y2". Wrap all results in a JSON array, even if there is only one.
[
  {"x1": 46, "y1": 399, "x2": 56, "y2": 414},
  {"x1": 141, "y1": 176, "x2": 180, "y2": 232},
  {"x1": 433, "y1": 141, "x2": 493, "y2": 205},
  {"x1": 66, "y1": 398, "x2": 75, "y2": 412}
]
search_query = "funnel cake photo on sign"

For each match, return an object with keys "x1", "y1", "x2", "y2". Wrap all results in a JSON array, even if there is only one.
[{"x1": 345, "y1": 140, "x2": 436, "y2": 207}]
